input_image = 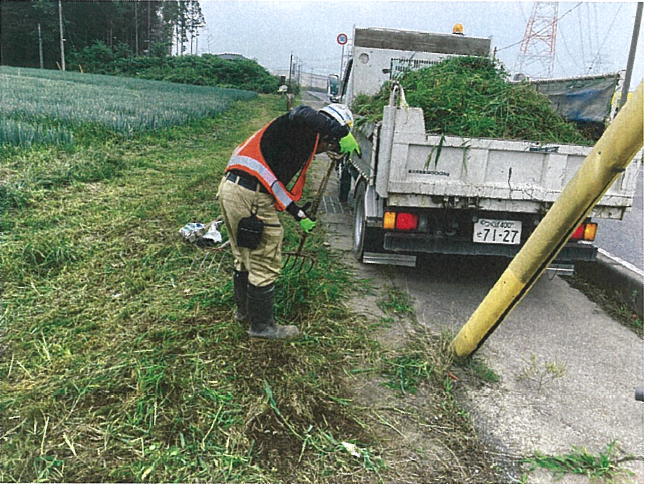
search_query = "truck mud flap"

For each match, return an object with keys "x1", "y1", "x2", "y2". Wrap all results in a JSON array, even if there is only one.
[{"x1": 363, "y1": 252, "x2": 417, "y2": 267}]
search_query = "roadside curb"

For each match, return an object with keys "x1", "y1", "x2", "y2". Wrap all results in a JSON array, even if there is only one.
[{"x1": 574, "y1": 251, "x2": 644, "y2": 319}]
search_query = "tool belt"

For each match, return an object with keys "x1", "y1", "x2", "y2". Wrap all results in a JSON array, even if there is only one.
[{"x1": 226, "y1": 170, "x2": 270, "y2": 194}]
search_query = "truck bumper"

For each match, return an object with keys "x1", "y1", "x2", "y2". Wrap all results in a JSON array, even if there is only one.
[{"x1": 383, "y1": 232, "x2": 598, "y2": 263}]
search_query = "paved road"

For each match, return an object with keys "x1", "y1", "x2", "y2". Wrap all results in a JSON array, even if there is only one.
[
  {"x1": 302, "y1": 91, "x2": 644, "y2": 482},
  {"x1": 596, "y1": 164, "x2": 644, "y2": 273}
]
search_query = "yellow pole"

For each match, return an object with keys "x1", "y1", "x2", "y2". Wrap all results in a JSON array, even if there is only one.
[{"x1": 451, "y1": 82, "x2": 644, "y2": 359}]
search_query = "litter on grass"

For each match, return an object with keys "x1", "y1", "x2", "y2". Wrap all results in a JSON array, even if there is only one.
[{"x1": 179, "y1": 220, "x2": 225, "y2": 248}]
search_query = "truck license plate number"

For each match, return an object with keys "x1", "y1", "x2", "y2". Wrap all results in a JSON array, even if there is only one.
[{"x1": 473, "y1": 219, "x2": 522, "y2": 245}]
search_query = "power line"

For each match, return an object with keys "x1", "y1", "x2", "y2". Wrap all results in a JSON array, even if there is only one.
[
  {"x1": 499, "y1": 2, "x2": 582, "y2": 53},
  {"x1": 577, "y1": 8, "x2": 587, "y2": 68},
  {"x1": 557, "y1": 21, "x2": 584, "y2": 72},
  {"x1": 587, "y1": 4, "x2": 623, "y2": 73}
]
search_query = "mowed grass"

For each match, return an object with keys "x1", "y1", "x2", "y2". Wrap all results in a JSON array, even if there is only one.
[
  {"x1": 1, "y1": 95, "x2": 385, "y2": 482},
  {"x1": 2, "y1": 91, "x2": 505, "y2": 483}
]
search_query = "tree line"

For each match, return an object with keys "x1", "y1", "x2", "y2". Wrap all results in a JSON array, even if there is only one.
[{"x1": 1, "y1": 0, "x2": 205, "y2": 69}]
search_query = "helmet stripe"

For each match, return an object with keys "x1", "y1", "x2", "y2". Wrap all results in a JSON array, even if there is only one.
[{"x1": 327, "y1": 105, "x2": 348, "y2": 124}]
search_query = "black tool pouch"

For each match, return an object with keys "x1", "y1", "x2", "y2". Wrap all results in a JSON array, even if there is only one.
[{"x1": 237, "y1": 205, "x2": 264, "y2": 250}]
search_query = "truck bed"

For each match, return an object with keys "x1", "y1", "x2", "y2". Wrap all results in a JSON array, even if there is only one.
[{"x1": 357, "y1": 106, "x2": 638, "y2": 219}]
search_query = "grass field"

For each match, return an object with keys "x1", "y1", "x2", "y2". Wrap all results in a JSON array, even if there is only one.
[{"x1": 2, "y1": 74, "x2": 507, "y2": 482}]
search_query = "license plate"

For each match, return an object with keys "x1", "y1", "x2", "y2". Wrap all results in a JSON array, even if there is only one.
[{"x1": 473, "y1": 219, "x2": 522, "y2": 245}]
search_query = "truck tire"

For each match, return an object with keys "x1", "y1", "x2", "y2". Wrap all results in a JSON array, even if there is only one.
[{"x1": 353, "y1": 182, "x2": 367, "y2": 261}]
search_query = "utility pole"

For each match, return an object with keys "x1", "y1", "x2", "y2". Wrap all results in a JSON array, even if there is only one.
[
  {"x1": 619, "y1": 2, "x2": 643, "y2": 111},
  {"x1": 135, "y1": 1, "x2": 139, "y2": 55},
  {"x1": 58, "y1": 0, "x2": 66, "y2": 70},
  {"x1": 38, "y1": 23, "x2": 44, "y2": 69},
  {"x1": 288, "y1": 54, "x2": 293, "y2": 87},
  {"x1": 147, "y1": 0, "x2": 151, "y2": 55}
]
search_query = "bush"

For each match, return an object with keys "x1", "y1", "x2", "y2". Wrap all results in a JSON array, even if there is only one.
[{"x1": 68, "y1": 43, "x2": 280, "y2": 94}]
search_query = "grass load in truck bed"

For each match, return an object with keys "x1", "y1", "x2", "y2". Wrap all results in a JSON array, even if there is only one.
[{"x1": 352, "y1": 56, "x2": 596, "y2": 145}]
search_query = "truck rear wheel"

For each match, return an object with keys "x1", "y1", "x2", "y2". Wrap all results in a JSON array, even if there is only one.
[{"x1": 353, "y1": 182, "x2": 366, "y2": 261}]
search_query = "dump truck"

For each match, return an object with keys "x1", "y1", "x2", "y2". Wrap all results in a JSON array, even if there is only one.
[{"x1": 337, "y1": 27, "x2": 639, "y2": 273}]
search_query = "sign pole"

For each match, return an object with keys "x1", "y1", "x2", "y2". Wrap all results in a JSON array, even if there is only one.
[{"x1": 337, "y1": 33, "x2": 348, "y2": 80}]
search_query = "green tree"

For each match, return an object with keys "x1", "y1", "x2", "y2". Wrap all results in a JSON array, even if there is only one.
[{"x1": 0, "y1": 1, "x2": 199, "y2": 68}]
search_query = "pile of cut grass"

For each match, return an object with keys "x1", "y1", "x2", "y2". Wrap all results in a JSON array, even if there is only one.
[{"x1": 352, "y1": 56, "x2": 593, "y2": 145}]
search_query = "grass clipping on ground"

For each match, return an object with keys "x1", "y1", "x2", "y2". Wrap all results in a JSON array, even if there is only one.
[
  {"x1": 1, "y1": 95, "x2": 506, "y2": 483},
  {"x1": 352, "y1": 56, "x2": 594, "y2": 145}
]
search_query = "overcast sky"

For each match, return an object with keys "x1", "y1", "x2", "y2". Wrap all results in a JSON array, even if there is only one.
[{"x1": 199, "y1": 1, "x2": 643, "y2": 86}]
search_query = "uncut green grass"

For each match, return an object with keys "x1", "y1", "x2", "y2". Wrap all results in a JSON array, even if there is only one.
[
  {"x1": 1, "y1": 96, "x2": 385, "y2": 482},
  {"x1": 1, "y1": 66, "x2": 257, "y2": 147}
]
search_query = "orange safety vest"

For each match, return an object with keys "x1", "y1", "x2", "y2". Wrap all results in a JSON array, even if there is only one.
[{"x1": 225, "y1": 124, "x2": 319, "y2": 211}]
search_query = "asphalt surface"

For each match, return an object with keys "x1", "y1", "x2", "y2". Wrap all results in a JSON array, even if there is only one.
[{"x1": 596, "y1": 164, "x2": 644, "y2": 272}]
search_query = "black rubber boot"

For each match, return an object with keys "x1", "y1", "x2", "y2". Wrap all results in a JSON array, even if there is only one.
[
  {"x1": 233, "y1": 270, "x2": 249, "y2": 323},
  {"x1": 247, "y1": 283, "x2": 299, "y2": 339}
]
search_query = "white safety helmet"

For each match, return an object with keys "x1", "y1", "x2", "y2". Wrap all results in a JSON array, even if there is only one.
[{"x1": 320, "y1": 103, "x2": 354, "y2": 130}]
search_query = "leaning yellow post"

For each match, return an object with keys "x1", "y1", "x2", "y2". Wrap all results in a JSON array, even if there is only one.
[{"x1": 451, "y1": 82, "x2": 644, "y2": 360}]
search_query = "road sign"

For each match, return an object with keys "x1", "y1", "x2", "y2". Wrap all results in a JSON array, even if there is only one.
[{"x1": 337, "y1": 33, "x2": 348, "y2": 45}]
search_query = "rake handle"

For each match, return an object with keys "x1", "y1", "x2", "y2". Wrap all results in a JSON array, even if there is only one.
[{"x1": 294, "y1": 155, "x2": 339, "y2": 256}]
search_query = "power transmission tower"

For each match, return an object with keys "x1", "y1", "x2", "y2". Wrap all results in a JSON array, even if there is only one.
[{"x1": 517, "y1": 2, "x2": 558, "y2": 79}]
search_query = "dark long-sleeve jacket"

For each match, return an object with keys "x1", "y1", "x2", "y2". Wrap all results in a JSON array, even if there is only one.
[{"x1": 259, "y1": 105, "x2": 348, "y2": 186}]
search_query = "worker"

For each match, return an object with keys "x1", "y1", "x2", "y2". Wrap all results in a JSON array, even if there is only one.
[
  {"x1": 217, "y1": 104, "x2": 361, "y2": 339},
  {"x1": 452, "y1": 23, "x2": 464, "y2": 35}
]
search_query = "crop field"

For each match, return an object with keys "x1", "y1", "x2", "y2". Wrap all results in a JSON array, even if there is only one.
[{"x1": 1, "y1": 67, "x2": 257, "y2": 147}]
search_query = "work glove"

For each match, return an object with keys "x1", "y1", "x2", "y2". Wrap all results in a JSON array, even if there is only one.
[
  {"x1": 339, "y1": 133, "x2": 361, "y2": 158},
  {"x1": 299, "y1": 217, "x2": 316, "y2": 234}
]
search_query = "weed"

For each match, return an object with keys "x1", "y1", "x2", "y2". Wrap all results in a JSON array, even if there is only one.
[
  {"x1": 382, "y1": 353, "x2": 435, "y2": 394},
  {"x1": 2, "y1": 88, "x2": 508, "y2": 483},
  {"x1": 377, "y1": 285, "x2": 415, "y2": 319},
  {"x1": 352, "y1": 56, "x2": 593, "y2": 145},
  {"x1": 460, "y1": 357, "x2": 501, "y2": 384},
  {"x1": 563, "y1": 274, "x2": 643, "y2": 338},
  {"x1": 517, "y1": 354, "x2": 566, "y2": 391},
  {"x1": 523, "y1": 441, "x2": 634, "y2": 482}
]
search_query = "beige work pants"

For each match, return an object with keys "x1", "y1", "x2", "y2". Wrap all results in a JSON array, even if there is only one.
[{"x1": 217, "y1": 177, "x2": 284, "y2": 287}]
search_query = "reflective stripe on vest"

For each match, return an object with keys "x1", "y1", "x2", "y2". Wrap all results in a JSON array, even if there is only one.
[
  {"x1": 227, "y1": 155, "x2": 294, "y2": 210},
  {"x1": 225, "y1": 125, "x2": 319, "y2": 211}
]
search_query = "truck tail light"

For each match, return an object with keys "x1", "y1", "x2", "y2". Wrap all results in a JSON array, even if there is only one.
[
  {"x1": 384, "y1": 212, "x2": 397, "y2": 230},
  {"x1": 570, "y1": 222, "x2": 598, "y2": 242},
  {"x1": 396, "y1": 213, "x2": 419, "y2": 231},
  {"x1": 384, "y1": 212, "x2": 419, "y2": 231}
]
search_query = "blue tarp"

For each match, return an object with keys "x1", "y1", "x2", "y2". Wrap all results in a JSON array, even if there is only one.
[{"x1": 531, "y1": 74, "x2": 620, "y2": 123}]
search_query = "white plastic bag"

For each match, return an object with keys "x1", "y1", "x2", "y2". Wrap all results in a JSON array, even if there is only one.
[
  {"x1": 179, "y1": 220, "x2": 223, "y2": 247},
  {"x1": 179, "y1": 222, "x2": 207, "y2": 242}
]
